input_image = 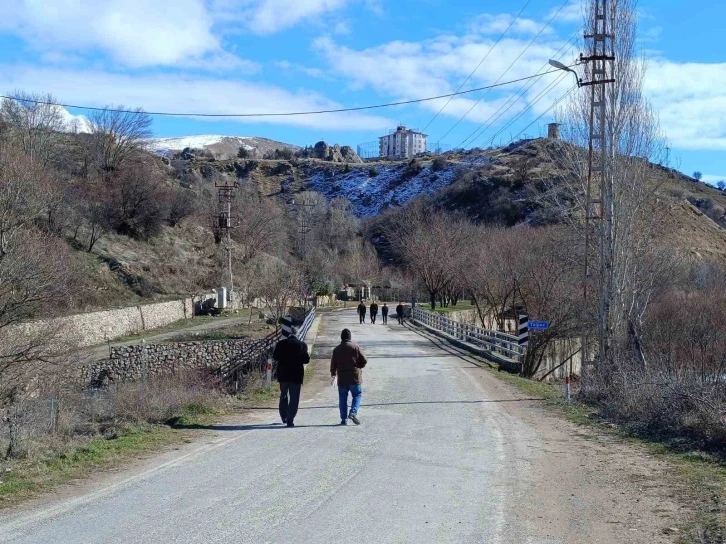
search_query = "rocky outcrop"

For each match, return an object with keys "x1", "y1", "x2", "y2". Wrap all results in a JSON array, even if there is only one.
[{"x1": 312, "y1": 141, "x2": 363, "y2": 163}]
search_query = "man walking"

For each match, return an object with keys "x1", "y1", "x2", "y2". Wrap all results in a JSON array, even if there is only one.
[
  {"x1": 357, "y1": 301, "x2": 367, "y2": 324},
  {"x1": 396, "y1": 302, "x2": 405, "y2": 325},
  {"x1": 370, "y1": 301, "x2": 379, "y2": 324},
  {"x1": 272, "y1": 327, "x2": 310, "y2": 427},
  {"x1": 381, "y1": 303, "x2": 389, "y2": 324},
  {"x1": 331, "y1": 329, "x2": 367, "y2": 425}
]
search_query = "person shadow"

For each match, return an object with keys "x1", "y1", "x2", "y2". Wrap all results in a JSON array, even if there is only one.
[{"x1": 170, "y1": 422, "x2": 344, "y2": 431}]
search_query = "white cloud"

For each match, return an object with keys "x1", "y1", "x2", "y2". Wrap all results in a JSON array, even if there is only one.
[
  {"x1": 241, "y1": 0, "x2": 351, "y2": 35},
  {"x1": 274, "y1": 61, "x2": 332, "y2": 80},
  {"x1": 550, "y1": 1, "x2": 584, "y2": 24},
  {"x1": 0, "y1": 0, "x2": 248, "y2": 69},
  {"x1": 312, "y1": 31, "x2": 575, "y2": 131},
  {"x1": 645, "y1": 60, "x2": 726, "y2": 150},
  {"x1": 471, "y1": 14, "x2": 552, "y2": 36},
  {"x1": 0, "y1": 64, "x2": 393, "y2": 132},
  {"x1": 333, "y1": 20, "x2": 352, "y2": 36}
]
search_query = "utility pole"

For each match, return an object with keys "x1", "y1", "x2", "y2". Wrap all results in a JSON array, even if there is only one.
[
  {"x1": 216, "y1": 178, "x2": 240, "y2": 305},
  {"x1": 295, "y1": 198, "x2": 315, "y2": 261},
  {"x1": 294, "y1": 197, "x2": 315, "y2": 311},
  {"x1": 579, "y1": 0, "x2": 615, "y2": 389}
]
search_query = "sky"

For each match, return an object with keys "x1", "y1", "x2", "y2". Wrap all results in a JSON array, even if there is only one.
[{"x1": 0, "y1": 0, "x2": 724, "y2": 185}]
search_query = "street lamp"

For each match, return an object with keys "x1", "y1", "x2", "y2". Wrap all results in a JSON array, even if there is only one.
[{"x1": 548, "y1": 59, "x2": 582, "y2": 87}]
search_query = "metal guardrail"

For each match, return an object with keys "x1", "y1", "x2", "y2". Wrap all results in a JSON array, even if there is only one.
[
  {"x1": 412, "y1": 307, "x2": 525, "y2": 361},
  {"x1": 222, "y1": 307, "x2": 316, "y2": 390},
  {"x1": 298, "y1": 306, "x2": 316, "y2": 342}
]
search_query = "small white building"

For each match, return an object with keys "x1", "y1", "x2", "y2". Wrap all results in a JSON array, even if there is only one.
[{"x1": 379, "y1": 126, "x2": 427, "y2": 159}]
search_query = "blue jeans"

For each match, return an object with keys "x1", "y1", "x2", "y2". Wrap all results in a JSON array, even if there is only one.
[{"x1": 338, "y1": 385, "x2": 362, "y2": 421}]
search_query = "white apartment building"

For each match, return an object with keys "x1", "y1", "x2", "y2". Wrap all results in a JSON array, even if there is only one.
[{"x1": 379, "y1": 126, "x2": 427, "y2": 159}]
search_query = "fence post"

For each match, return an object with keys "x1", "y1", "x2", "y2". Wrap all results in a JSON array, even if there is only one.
[{"x1": 266, "y1": 358, "x2": 273, "y2": 390}]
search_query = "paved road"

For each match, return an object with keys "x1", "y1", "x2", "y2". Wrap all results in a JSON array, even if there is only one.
[{"x1": 0, "y1": 311, "x2": 558, "y2": 543}]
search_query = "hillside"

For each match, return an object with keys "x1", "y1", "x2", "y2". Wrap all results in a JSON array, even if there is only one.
[
  {"x1": 8, "y1": 128, "x2": 725, "y2": 318},
  {"x1": 148, "y1": 135, "x2": 300, "y2": 160}
]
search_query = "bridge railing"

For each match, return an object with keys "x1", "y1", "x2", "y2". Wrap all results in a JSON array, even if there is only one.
[
  {"x1": 412, "y1": 307, "x2": 524, "y2": 361},
  {"x1": 222, "y1": 307, "x2": 316, "y2": 390}
]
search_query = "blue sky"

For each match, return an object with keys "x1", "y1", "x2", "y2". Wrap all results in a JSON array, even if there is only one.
[{"x1": 0, "y1": 0, "x2": 725, "y2": 184}]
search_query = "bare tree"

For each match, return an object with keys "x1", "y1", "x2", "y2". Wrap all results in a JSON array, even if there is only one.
[
  {"x1": 386, "y1": 203, "x2": 470, "y2": 310},
  {"x1": 0, "y1": 142, "x2": 54, "y2": 258},
  {"x1": 254, "y1": 258, "x2": 306, "y2": 328},
  {"x1": 0, "y1": 91, "x2": 67, "y2": 165},
  {"x1": 460, "y1": 225, "x2": 520, "y2": 331},
  {"x1": 87, "y1": 106, "x2": 152, "y2": 177},
  {"x1": 231, "y1": 184, "x2": 287, "y2": 263},
  {"x1": 552, "y1": 0, "x2": 668, "y2": 373}
]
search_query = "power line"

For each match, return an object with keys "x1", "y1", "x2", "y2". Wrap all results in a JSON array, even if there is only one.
[
  {"x1": 475, "y1": 72, "x2": 571, "y2": 148},
  {"x1": 457, "y1": 30, "x2": 580, "y2": 148},
  {"x1": 435, "y1": 0, "x2": 572, "y2": 145},
  {"x1": 0, "y1": 70, "x2": 568, "y2": 119},
  {"x1": 421, "y1": 0, "x2": 533, "y2": 132},
  {"x1": 502, "y1": 84, "x2": 576, "y2": 145}
]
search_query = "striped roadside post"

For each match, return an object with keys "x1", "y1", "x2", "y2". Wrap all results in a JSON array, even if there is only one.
[
  {"x1": 517, "y1": 306, "x2": 528, "y2": 375},
  {"x1": 280, "y1": 316, "x2": 295, "y2": 338},
  {"x1": 266, "y1": 358, "x2": 273, "y2": 390}
]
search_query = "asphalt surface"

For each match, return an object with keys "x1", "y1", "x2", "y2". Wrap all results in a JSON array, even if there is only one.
[{"x1": 0, "y1": 310, "x2": 540, "y2": 544}]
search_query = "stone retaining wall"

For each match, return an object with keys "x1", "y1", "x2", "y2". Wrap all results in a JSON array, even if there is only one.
[
  {"x1": 83, "y1": 337, "x2": 275, "y2": 386},
  {"x1": 9, "y1": 294, "x2": 218, "y2": 349}
]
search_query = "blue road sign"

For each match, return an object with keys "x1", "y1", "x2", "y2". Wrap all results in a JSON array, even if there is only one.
[{"x1": 528, "y1": 320, "x2": 549, "y2": 331}]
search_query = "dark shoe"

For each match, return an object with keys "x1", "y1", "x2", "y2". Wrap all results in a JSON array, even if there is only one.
[
  {"x1": 349, "y1": 413, "x2": 360, "y2": 425},
  {"x1": 281, "y1": 417, "x2": 287, "y2": 425},
  {"x1": 287, "y1": 422, "x2": 295, "y2": 428},
  {"x1": 340, "y1": 419, "x2": 347, "y2": 425}
]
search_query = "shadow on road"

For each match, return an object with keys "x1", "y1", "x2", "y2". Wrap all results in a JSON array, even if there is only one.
[
  {"x1": 238, "y1": 398, "x2": 544, "y2": 411},
  {"x1": 171, "y1": 423, "x2": 344, "y2": 431}
]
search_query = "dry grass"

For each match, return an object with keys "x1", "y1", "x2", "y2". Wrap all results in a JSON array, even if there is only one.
[{"x1": 0, "y1": 368, "x2": 278, "y2": 506}]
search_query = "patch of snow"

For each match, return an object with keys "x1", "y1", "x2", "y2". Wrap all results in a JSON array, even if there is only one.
[
  {"x1": 147, "y1": 135, "x2": 248, "y2": 152},
  {"x1": 57, "y1": 107, "x2": 91, "y2": 133},
  {"x1": 306, "y1": 163, "x2": 458, "y2": 217}
]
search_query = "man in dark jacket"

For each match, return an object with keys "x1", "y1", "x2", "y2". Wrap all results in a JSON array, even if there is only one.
[
  {"x1": 272, "y1": 327, "x2": 310, "y2": 427},
  {"x1": 357, "y1": 301, "x2": 367, "y2": 324},
  {"x1": 381, "y1": 303, "x2": 389, "y2": 324},
  {"x1": 370, "y1": 301, "x2": 379, "y2": 324},
  {"x1": 330, "y1": 329, "x2": 368, "y2": 425},
  {"x1": 396, "y1": 302, "x2": 405, "y2": 325}
]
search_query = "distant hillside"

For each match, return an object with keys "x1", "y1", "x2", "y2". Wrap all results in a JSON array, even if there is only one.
[{"x1": 148, "y1": 135, "x2": 300, "y2": 160}]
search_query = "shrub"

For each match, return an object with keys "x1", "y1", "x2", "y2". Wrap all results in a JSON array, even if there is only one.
[
  {"x1": 369, "y1": 167, "x2": 379, "y2": 177},
  {"x1": 432, "y1": 157, "x2": 447, "y2": 172}
]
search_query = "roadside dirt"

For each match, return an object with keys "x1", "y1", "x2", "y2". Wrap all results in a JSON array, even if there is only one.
[
  {"x1": 468, "y1": 364, "x2": 685, "y2": 543},
  {"x1": 408, "y1": 323, "x2": 693, "y2": 543}
]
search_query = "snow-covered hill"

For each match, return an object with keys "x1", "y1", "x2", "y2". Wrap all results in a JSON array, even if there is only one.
[
  {"x1": 303, "y1": 161, "x2": 460, "y2": 217},
  {"x1": 148, "y1": 135, "x2": 300, "y2": 159}
]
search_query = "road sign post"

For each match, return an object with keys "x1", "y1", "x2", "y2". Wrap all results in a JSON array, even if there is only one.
[{"x1": 528, "y1": 320, "x2": 549, "y2": 331}]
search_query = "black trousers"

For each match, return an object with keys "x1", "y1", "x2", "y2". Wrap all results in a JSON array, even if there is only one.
[
  {"x1": 371, "y1": 312, "x2": 378, "y2": 323},
  {"x1": 279, "y1": 382, "x2": 302, "y2": 423},
  {"x1": 359, "y1": 313, "x2": 366, "y2": 324},
  {"x1": 397, "y1": 314, "x2": 403, "y2": 324},
  {"x1": 382, "y1": 313, "x2": 388, "y2": 324}
]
